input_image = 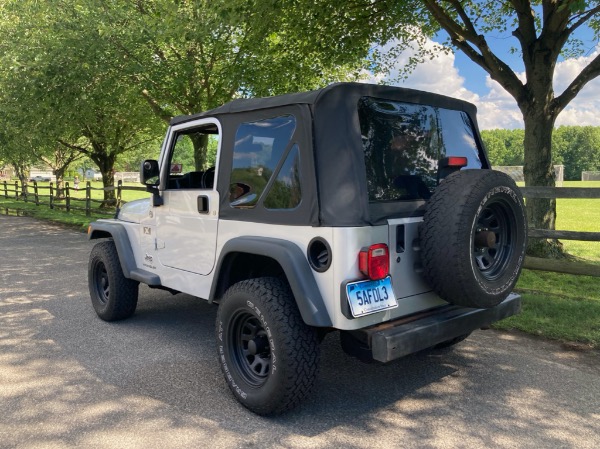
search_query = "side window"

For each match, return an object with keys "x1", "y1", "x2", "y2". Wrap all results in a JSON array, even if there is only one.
[
  {"x1": 229, "y1": 115, "x2": 298, "y2": 208},
  {"x1": 167, "y1": 126, "x2": 219, "y2": 189}
]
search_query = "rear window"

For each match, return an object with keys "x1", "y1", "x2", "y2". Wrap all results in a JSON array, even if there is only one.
[{"x1": 358, "y1": 97, "x2": 482, "y2": 202}]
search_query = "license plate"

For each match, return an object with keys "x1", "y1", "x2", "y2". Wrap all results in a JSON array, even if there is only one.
[{"x1": 346, "y1": 277, "x2": 397, "y2": 318}]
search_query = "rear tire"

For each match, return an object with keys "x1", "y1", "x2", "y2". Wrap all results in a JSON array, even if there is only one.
[
  {"x1": 88, "y1": 240, "x2": 139, "y2": 321},
  {"x1": 216, "y1": 277, "x2": 320, "y2": 415}
]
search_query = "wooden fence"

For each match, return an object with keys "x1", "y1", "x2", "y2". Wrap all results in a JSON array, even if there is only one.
[
  {"x1": 520, "y1": 186, "x2": 600, "y2": 277},
  {"x1": 1, "y1": 180, "x2": 599, "y2": 276},
  {"x1": 1, "y1": 180, "x2": 146, "y2": 217}
]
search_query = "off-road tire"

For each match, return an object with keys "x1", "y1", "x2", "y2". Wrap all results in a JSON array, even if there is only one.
[
  {"x1": 88, "y1": 240, "x2": 139, "y2": 321},
  {"x1": 216, "y1": 277, "x2": 320, "y2": 415},
  {"x1": 420, "y1": 170, "x2": 527, "y2": 309}
]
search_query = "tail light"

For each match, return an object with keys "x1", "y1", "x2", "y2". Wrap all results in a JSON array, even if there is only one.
[
  {"x1": 359, "y1": 244, "x2": 390, "y2": 280},
  {"x1": 441, "y1": 156, "x2": 468, "y2": 168},
  {"x1": 438, "y1": 156, "x2": 468, "y2": 182}
]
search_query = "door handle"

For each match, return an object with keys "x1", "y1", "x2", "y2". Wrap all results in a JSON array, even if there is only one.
[{"x1": 197, "y1": 195, "x2": 209, "y2": 214}]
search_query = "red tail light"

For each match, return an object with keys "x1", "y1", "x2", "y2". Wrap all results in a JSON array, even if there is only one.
[
  {"x1": 440, "y1": 156, "x2": 468, "y2": 168},
  {"x1": 359, "y1": 244, "x2": 390, "y2": 280}
]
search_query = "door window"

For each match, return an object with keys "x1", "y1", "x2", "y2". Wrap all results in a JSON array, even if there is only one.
[{"x1": 167, "y1": 125, "x2": 219, "y2": 189}]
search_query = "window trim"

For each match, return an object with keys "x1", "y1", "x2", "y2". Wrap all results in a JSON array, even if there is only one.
[{"x1": 159, "y1": 117, "x2": 222, "y2": 192}]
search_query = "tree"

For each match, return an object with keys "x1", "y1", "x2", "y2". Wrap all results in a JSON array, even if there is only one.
[
  {"x1": 415, "y1": 1, "x2": 600, "y2": 256},
  {"x1": 0, "y1": 0, "x2": 162, "y2": 205},
  {"x1": 90, "y1": 0, "x2": 366, "y2": 167},
  {"x1": 0, "y1": 121, "x2": 36, "y2": 197},
  {"x1": 24, "y1": 139, "x2": 83, "y2": 199},
  {"x1": 481, "y1": 129, "x2": 525, "y2": 166},
  {"x1": 553, "y1": 126, "x2": 600, "y2": 179},
  {"x1": 282, "y1": 0, "x2": 600, "y2": 256}
]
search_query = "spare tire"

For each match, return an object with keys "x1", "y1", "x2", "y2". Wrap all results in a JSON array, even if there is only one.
[{"x1": 419, "y1": 170, "x2": 527, "y2": 309}]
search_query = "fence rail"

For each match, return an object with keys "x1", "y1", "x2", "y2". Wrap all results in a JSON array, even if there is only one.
[
  {"x1": 2, "y1": 180, "x2": 146, "y2": 217},
  {"x1": 2, "y1": 180, "x2": 599, "y2": 276},
  {"x1": 520, "y1": 186, "x2": 600, "y2": 276}
]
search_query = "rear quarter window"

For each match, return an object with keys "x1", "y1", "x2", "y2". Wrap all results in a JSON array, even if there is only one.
[{"x1": 229, "y1": 115, "x2": 301, "y2": 209}]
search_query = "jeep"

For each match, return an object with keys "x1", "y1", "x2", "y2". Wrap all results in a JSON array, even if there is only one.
[{"x1": 87, "y1": 82, "x2": 527, "y2": 415}]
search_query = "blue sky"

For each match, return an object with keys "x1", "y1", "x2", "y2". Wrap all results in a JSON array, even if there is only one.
[
  {"x1": 451, "y1": 22, "x2": 600, "y2": 97},
  {"x1": 371, "y1": 20, "x2": 600, "y2": 130}
]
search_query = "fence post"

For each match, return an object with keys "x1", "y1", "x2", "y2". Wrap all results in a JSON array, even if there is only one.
[
  {"x1": 49, "y1": 182, "x2": 54, "y2": 209},
  {"x1": 33, "y1": 181, "x2": 39, "y2": 205},
  {"x1": 24, "y1": 181, "x2": 28, "y2": 203},
  {"x1": 3, "y1": 181, "x2": 7, "y2": 199},
  {"x1": 14, "y1": 181, "x2": 18, "y2": 200},
  {"x1": 117, "y1": 180, "x2": 122, "y2": 208},
  {"x1": 86, "y1": 181, "x2": 91, "y2": 217},
  {"x1": 65, "y1": 181, "x2": 71, "y2": 212}
]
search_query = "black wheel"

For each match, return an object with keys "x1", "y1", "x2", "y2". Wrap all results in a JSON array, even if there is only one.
[
  {"x1": 88, "y1": 240, "x2": 139, "y2": 321},
  {"x1": 420, "y1": 170, "x2": 527, "y2": 309},
  {"x1": 216, "y1": 277, "x2": 320, "y2": 415}
]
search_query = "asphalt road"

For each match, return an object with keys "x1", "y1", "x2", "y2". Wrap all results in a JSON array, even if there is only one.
[{"x1": 1, "y1": 214, "x2": 599, "y2": 449}]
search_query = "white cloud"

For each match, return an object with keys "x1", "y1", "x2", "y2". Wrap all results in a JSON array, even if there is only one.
[
  {"x1": 364, "y1": 39, "x2": 478, "y2": 102},
  {"x1": 367, "y1": 38, "x2": 600, "y2": 130},
  {"x1": 554, "y1": 48, "x2": 600, "y2": 127}
]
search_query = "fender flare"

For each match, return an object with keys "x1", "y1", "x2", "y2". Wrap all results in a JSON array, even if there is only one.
[
  {"x1": 210, "y1": 237, "x2": 333, "y2": 327},
  {"x1": 88, "y1": 221, "x2": 161, "y2": 286}
]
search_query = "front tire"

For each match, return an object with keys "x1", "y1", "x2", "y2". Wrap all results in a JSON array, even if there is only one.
[
  {"x1": 216, "y1": 277, "x2": 320, "y2": 415},
  {"x1": 88, "y1": 240, "x2": 139, "y2": 321}
]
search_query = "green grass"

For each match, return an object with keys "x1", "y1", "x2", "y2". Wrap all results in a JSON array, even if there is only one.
[
  {"x1": 0, "y1": 181, "x2": 149, "y2": 231},
  {"x1": 0, "y1": 199, "x2": 105, "y2": 231},
  {"x1": 555, "y1": 181, "x2": 600, "y2": 262},
  {"x1": 2, "y1": 179, "x2": 600, "y2": 347},
  {"x1": 492, "y1": 180, "x2": 600, "y2": 348},
  {"x1": 494, "y1": 270, "x2": 600, "y2": 348}
]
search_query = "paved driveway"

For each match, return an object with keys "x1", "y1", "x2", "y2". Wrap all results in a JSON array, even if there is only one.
[{"x1": 0, "y1": 214, "x2": 598, "y2": 449}]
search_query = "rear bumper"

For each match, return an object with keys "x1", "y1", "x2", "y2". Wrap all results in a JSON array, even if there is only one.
[{"x1": 364, "y1": 293, "x2": 521, "y2": 363}]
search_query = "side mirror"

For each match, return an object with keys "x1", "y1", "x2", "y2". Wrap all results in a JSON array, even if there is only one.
[
  {"x1": 140, "y1": 159, "x2": 163, "y2": 206},
  {"x1": 140, "y1": 160, "x2": 160, "y2": 185}
]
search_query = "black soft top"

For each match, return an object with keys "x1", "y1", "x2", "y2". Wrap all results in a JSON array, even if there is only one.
[
  {"x1": 171, "y1": 83, "x2": 484, "y2": 227},
  {"x1": 170, "y1": 82, "x2": 477, "y2": 126}
]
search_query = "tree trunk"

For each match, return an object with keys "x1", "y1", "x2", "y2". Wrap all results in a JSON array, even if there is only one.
[
  {"x1": 12, "y1": 163, "x2": 29, "y2": 197},
  {"x1": 191, "y1": 133, "x2": 209, "y2": 171},
  {"x1": 522, "y1": 108, "x2": 563, "y2": 258},
  {"x1": 52, "y1": 164, "x2": 71, "y2": 199},
  {"x1": 90, "y1": 152, "x2": 117, "y2": 207},
  {"x1": 100, "y1": 170, "x2": 117, "y2": 207},
  {"x1": 54, "y1": 167, "x2": 65, "y2": 199}
]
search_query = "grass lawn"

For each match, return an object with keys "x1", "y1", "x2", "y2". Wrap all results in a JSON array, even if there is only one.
[
  {"x1": 495, "y1": 270, "x2": 600, "y2": 348},
  {"x1": 1, "y1": 179, "x2": 599, "y2": 348},
  {"x1": 555, "y1": 181, "x2": 600, "y2": 262},
  {"x1": 0, "y1": 181, "x2": 149, "y2": 231},
  {"x1": 493, "y1": 180, "x2": 600, "y2": 348}
]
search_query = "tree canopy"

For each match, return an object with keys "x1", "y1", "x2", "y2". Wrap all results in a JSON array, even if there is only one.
[
  {"x1": 481, "y1": 126, "x2": 600, "y2": 181},
  {"x1": 0, "y1": 0, "x2": 368, "y2": 194}
]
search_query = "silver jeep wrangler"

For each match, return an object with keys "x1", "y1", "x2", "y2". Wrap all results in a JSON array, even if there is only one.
[{"x1": 87, "y1": 83, "x2": 526, "y2": 414}]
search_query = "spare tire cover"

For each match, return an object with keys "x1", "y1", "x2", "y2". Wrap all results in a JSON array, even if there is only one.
[{"x1": 419, "y1": 169, "x2": 527, "y2": 309}]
